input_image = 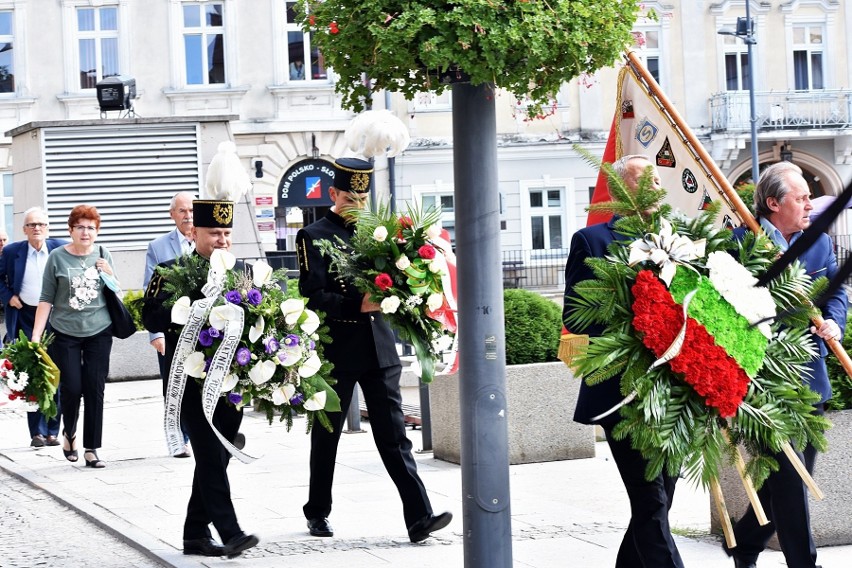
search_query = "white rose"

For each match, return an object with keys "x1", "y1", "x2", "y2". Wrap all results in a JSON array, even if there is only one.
[
  {"x1": 395, "y1": 255, "x2": 411, "y2": 270},
  {"x1": 426, "y1": 293, "x2": 444, "y2": 311},
  {"x1": 373, "y1": 226, "x2": 388, "y2": 242},
  {"x1": 428, "y1": 252, "x2": 448, "y2": 274},
  {"x1": 380, "y1": 296, "x2": 401, "y2": 314}
]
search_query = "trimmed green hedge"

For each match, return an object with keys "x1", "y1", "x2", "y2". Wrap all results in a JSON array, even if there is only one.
[
  {"x1": 504, "y1": 289, "x2": 561, "y2": 365},
  {"x1": 826, "y1": 311, "x2": 852, "y2": 410}
]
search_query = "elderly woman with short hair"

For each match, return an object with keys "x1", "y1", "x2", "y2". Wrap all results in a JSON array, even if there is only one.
[{"x1": 31, "y1": 204, "x2": 118, "y2": 469}]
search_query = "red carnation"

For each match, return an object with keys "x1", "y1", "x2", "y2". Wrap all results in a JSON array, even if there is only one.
[
  {"x1": 399, "y1": 216, "x2": 413, "y2": 229},
  {"x1": 375, "y1": 273, "x2": 393, "y2": 291},
  {"x1": 3, "y1": 359, "x2": 12, "y2": 370},
  {"x1": 418, "y1": 244, "x2": 436, "y2": 260}
]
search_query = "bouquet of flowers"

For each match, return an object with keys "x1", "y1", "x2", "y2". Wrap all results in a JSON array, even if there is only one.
[
  {"x1": 318, "y1": 202, "x2": 457, "y2": 383},
  {"x1": 0, "y1": 331, "x2": 60, "y2": 419},
  {"x1": 565, "y1": 166, "x2": 829, "y2": 491},
  {"x1": 157, "y1": 250, "x2": 340, "y2": 433}
]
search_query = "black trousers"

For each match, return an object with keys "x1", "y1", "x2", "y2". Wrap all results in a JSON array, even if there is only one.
[
  {"x1": 303, "y1": 365, "x2": 432, "y2": 528},
  {"x1": 732, "y1": 404, "x2": 823, "y2": 568},
  {"x1": 180, "y1": 378, "x2": 244, "y2": 542},
  {"x1": 51, "y1": 328, "x2": 112, "y2": 450},
  {"x1": 605, "y1": 425, "x2": 684, "y2": 568}
]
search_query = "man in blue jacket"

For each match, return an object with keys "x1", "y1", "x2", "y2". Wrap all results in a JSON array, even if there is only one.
[
  {"x1": 728, "y1": 161, "x2": 845, "y2": 568},
  {"x1": 0, "y1": 207, "x2": 66, "y2": 447},
  {"x1": 563, "y1": 155, "x2": 686, "y2": 568}
]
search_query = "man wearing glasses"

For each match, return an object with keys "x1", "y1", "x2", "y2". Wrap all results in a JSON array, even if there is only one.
[{"x1": 0, "y1": 207, "x2": 66, "y2": 447}]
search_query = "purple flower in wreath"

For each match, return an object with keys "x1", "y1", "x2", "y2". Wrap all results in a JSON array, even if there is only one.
[
  {"x1": 225, "y1": 290, "x2": 242, "y2": 304},
  {"x1": 283, "y1": 334, "x2": 300, "y2": 347},
  {"x1": 246, "y1": 288, "x2": 263, "y2": 306},
  {"x1": 264, "y1": 336, "x2": 280, "y2": 354},
  {"x1": 204, "y1": 357, "x2": 212, "y2": 372},
  {"x1": 228, "y1": 392, "x2": 243, "y2": 405},
  {"x1": 236, "y1": 347, "x2": 251, "y2": 366},
  {"x1": 208, "y1": 327, "x2": 221, "y2": 339},
  {"x1": 309, "y1": 339, "x2": 316, "y2": 350},
  {"x1": 198, "y1": 329, "x2": 213, "y2": 347},
  {"x1": 289, "y1": 392, "x2": 305, "y2": 406}
]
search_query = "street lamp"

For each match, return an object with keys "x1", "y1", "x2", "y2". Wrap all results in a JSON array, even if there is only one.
[{"x1": 718, "y1": 4, "x2": 759, "y2": 184}]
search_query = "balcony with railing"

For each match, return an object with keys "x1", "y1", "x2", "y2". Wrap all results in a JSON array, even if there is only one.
[{"x1": 710, "y1": 90, "x2": 852, "y2": 133}]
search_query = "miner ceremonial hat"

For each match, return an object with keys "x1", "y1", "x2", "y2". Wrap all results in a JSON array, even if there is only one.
[
  {"x1": 195, "y1": 141, "x2": 252, "y2": 228},
  {"x1": 333, "y1": 157, "x2": 373, "y2": 194},
  {"x1": 193, "y1": 199, "x2": 233, "y2": 228}
]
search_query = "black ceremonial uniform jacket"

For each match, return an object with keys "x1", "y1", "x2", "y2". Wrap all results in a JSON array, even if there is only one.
[{"x1": 296, "y1": 210, "x2": 399, "y2": 371}]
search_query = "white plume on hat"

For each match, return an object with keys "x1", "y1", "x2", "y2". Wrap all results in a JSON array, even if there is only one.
[
  {"x1": 344, "y1": 109, "x2": 410, "y2": 159},
  {"x1": 205, "y1": 141, "x2": 252, "y2": 202}
]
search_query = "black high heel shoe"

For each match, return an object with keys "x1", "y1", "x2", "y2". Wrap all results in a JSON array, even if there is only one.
[
  {"x1": 84, "y1": 449, "x2": 106, "y2": 468},
  {"x1": 62, "y1": 430, "x2": 78, "y2": 462}
]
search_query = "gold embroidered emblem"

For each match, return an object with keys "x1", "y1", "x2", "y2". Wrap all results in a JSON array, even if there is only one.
[
  {"x1": 213, "y1": 203, "x2": 233, "y2": 225},
  {"x1": 351, "y1": 172, "x2": 370, "y2": 193}
]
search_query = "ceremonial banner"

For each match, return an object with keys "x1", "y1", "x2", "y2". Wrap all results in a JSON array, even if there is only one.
[{"x1": 588, "y1": 52, "x2": 757, "y2": 233}]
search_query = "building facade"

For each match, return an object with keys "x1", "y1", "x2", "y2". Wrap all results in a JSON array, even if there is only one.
[{"x1": 1, "y1": 0, "x2": 850, "y2": 289}]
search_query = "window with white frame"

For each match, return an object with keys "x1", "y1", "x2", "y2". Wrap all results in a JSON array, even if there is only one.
[
  {"x1": 0, "y1": 11, "x2": 13, "y2": 93},
  {"x1": 76, "y1": 5, "x2": 118, "y2": 89},
  {"x1": 182, "y1": 1, "x2": 225, "y2": 85},
  {"x1": 529, "y1": 188, "x2": 566, "y2": 250},
  {"x1": 284, "y1": 1, "x2": 327, "y2": 82},
  {"x1": 2, "y1": 172, "x2": 13, "y2": 236},
  {"x1": 722, "y1": 34, "x2": 750, "y2": 91},
  {"x1": 792, "y1": 24, "x2": 823, "y2": 90},
  {"x1": 420, "y1": 193, "x2": 455, "y2": 245},
  {"x1": 632, "y1": 28, "x2": 660, "y2": 84}
]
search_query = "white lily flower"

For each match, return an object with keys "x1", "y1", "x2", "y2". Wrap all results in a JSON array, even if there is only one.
[
  {"x1": 425, "y1": 224, "x2": 442, "y2": 240},
  {"x1": 248, "y1": 360, "x2": 277, "y2": 385},
  {"x1": 627, "y1": 218, "x2": 705, "y2": 287},
  {"x1": 184, "y1": 352, "x2": 207, "y2": 378},
  {"x1": 248, "y1": 314, "x2": 265, "y2": 343},
  {"x1": 373, "y1": 226, "x2": 388, "y2": 242},
  {"x1": 426, "y1": 292, "x2": 444, "y2": 311},
  {"x1": 281, "y1": 298, "x2": 306, "y2": 325},
  {"x1": 252, "y1": 260, "x2": 273, "y2": 287},
  {"x1": 221, "y1": 373, "x2": 239, "y2": 392},
  {"x1": 298, "y1": 353, "x2": 322, "y2": 378},
  {"x1": 209, "y1": 248, "x2": 237, "y2": 272},
  {"x1": 300, "y1": 309, "x2": 320, "y2": 334},
  {"x1": 271, "y1": 386, "x2": 288, "y2": 405},
  {"x1": 208, "y1": 303, "x2": 238, "y2": 330},
  {"x1": 380, "y1": 296, "x2": 401, "y2": 314},
  {"x1": 171, "y1": 296, "x2": 192, "y2": 325},
  {"x1": 395, "y1": 255, "x2": 411, "y2": 270},
  {"x1": 304, "y1": 390, "x2": 327, "y2": 411},
  {"x1": 277, "y1": 346, "x2": 302, "y2": 367}
]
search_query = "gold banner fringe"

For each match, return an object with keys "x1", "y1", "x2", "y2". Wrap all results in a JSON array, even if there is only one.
[{"x1": 558, "y1": 333, "x2": 589, "y2": 371}]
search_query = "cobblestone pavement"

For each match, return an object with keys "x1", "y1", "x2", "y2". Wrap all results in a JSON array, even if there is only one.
[{"x1": 0, "y1": 468, "x2": 166, "y2": 568}]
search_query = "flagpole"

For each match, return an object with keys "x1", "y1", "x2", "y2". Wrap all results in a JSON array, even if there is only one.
[
  {"x1": 624, "y1": 50, "x2": 852, "y2": 379},
  {"x1": 624, "y1": 51, "x2": 759, "y2": 234}
]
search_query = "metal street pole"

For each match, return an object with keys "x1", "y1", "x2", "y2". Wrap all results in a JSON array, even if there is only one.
[
  {"x1": 745, "y1": 1, "x2": 760, "y2": 184},
  {"x1": 452, "y1": 80, "x2": 513, "y2": 567}
]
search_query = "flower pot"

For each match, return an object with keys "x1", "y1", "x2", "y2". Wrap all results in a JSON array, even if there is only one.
[
  {"x1": 710, "y1": 409, "x2": 852, "y2": 547},
  {"x1": 430, "y1": 361, "x2": 595, "y2": 465}
]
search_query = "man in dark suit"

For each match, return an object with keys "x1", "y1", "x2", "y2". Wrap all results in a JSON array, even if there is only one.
[
  {"x1": 142, "y1": 196, "x2": 258, "y2": 559},
  {"x1": 296, "y1": 157, "x2": 452, "y2": 542},
  {"x1": 727, "y1": 161, "x2": 845, "y2": 568},
  {"x1": 563, "y1": 155, "x2": 686, "y2": 568},
  {"x1": 0, "y1": 207, "x2": 66, "y2": 447},
  {"x1": 144, "y1": 191, "x2": 195, "y2": 458}
]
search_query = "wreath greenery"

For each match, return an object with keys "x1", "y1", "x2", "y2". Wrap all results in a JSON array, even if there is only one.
[
  {"x1": 564, "y1": 162, "x2": 830, "y2": 488},
  {"x1": 297, "y1": 1, "x2": 644, "y2": 113}
]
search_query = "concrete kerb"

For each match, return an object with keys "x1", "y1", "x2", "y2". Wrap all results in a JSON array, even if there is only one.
[{"x1": 0, "y1": 454, "x2": 189, "y2": 568}]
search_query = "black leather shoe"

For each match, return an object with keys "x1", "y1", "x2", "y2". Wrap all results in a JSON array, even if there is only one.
[
  {"x1": 183, "y1": 537, "x2": 225, "y2": 557},
  {"x1": 732, "y1": 556, "x2": 756, "y2": 568},
  {"x1": 408, "y1": 511, "x2": 453, "y2": 543},
  {"x1": 223, "y1": 532, "x2": 259, "y2": 558},
  {"x1": 307, "y1": 517, "x2": 334, "y2": 537}
]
